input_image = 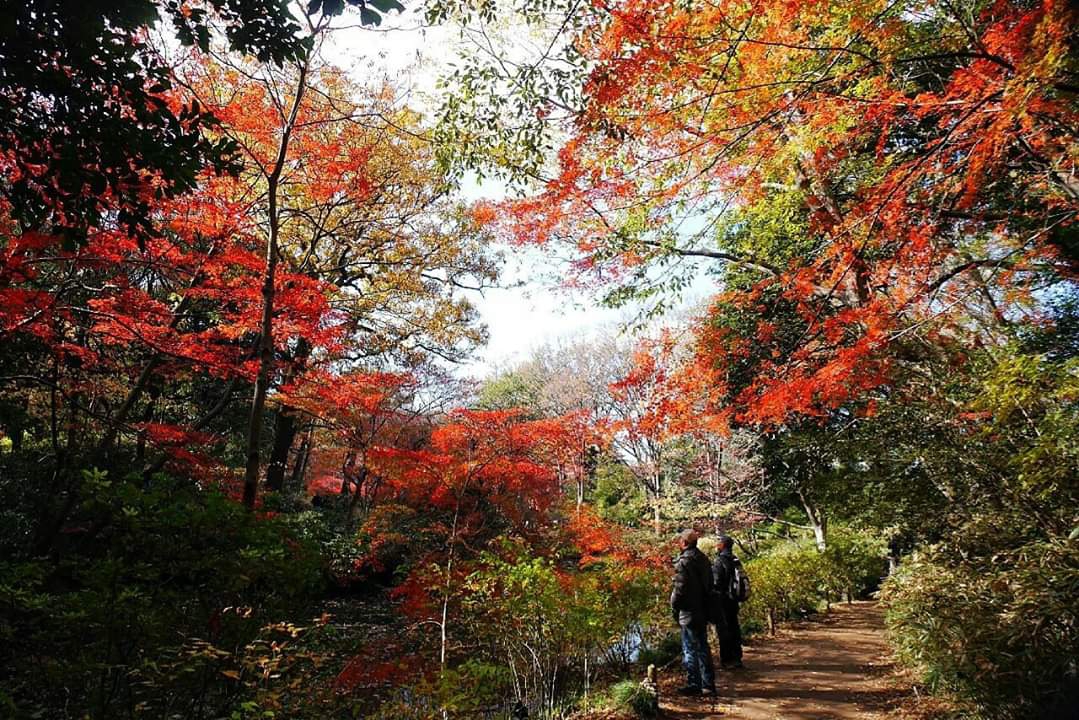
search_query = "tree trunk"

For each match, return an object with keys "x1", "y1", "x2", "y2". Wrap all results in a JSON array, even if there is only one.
[
  {"x1": 242, "y1": 58, "x2": 311, "y2": 510},
  {"x1": 241, "y1": 238, "x2": 279, "y2": 508},
  {"x1": 574, "y1": 459, "x2": 586, "y2": 510},
  {"x1": 346, "y1": 466, "x2": 368, "y2": 526},
  {"x1": 265, "y1": 339, "x2": 310, "y2": 493},
  {"x1": 135, "y1": 386, "x2": 160, "y2": 487},
  {"x1": 651, "y1": 470, "x2": 663, "y2": 534},
  {"x1": 7, "y1": 402, "x2": 26, "y2": 453},
  {"x1": 711, "y1": 441, "x2": 723, "y2": 535},
  {"x1": 287, "y1": 429, "x2": 311, "y2": 495},
  {"x1": 438, "y1": 501, "x2": 461, "y2": 720},
  {"x1": 798, "y1": 489, "x2": 827, "y2": 551},
  {"x1": 264, "y1": 409, "x2": 298, "y2": 494}
]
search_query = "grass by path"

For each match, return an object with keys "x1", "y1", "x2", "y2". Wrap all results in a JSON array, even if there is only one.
[{"x1": 658, "y1": 602, "x2": 940, "y2": 720}]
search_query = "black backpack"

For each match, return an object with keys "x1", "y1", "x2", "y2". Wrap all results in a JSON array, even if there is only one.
[
  {"x1": 728, "y1": 557, "x2": 750, "y2": 603},
  {"x1": 709, "y1": 556, "x2": 750, "y2": 620}
]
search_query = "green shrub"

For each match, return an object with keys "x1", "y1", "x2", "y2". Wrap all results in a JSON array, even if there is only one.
[
  {"x1": 820, "y1": 529, "x2": 887, "y2": 603},
  {"x1": 882, "y1": 535, "x2": 1079, "y2": 718},
  {"x1": 610, "y1": 678, "x2": 659, "y2": 719},
  {"x1": 741, "y1": 529, "x2": 884, "y2": 634},
  {"x1": 412, "y1": 540, "x2": 664, "y2": 717},
  {"x1": 879, "y1": 351, "x2": 1079, "y2": 718},
  {"x1": 742, "y1": 541, "x2": 824, "y2": 633},
  {"x1": 0, "y1": 472, "x2": 327, "y2": 719}
]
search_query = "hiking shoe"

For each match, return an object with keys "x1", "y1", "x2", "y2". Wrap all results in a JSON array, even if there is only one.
[
  {"x1": 701, "y1": 686, "x2": 717, "y2": 697},
  {"x1": 676, "y1": 685, "x2": 702, "y2": 696},
  {"x1": 721, "y1": 661, "x2": 744, "y2": 670}
]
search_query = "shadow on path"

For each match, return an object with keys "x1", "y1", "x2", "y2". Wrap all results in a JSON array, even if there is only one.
[{"x1": 659, "y1": 602, "x2": 911, "y2": 720}]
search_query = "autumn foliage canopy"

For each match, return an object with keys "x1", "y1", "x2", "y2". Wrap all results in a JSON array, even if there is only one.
[{"x1": 477, "y1": 0, "x2": 1078, "y2": 426}]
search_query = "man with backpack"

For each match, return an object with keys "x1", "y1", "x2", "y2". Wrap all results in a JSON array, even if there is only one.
[
  {"x1": 712, "y1": 535, "x2": 745, "y2": 669},
  {"x1": 669, "y1": 529, "x2": 716, "y2": 696}
]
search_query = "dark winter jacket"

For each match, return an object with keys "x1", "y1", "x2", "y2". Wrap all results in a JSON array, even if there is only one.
[
  {"x1": 670, "y1": 546, "x2": 714, "y2": 625},
  {"x1": 713, "y1": 548, "x2": 740, "y2": 605}
]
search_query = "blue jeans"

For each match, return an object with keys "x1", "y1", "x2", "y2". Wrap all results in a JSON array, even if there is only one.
[{"x1": 680, "y1": 620, "x2": 715, "y2": 689}]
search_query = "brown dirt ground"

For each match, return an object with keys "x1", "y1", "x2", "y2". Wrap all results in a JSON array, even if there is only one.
[{"x1": 654, "y1": 601, "x2": 945, "y2": 720}]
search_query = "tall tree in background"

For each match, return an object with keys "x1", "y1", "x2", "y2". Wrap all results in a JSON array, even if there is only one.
[
  {"x1": 173, "y1": 13, "x2": 495, "y2": 508},
  {"x1": 0, "y1": 10, "x2": 494, "y2": 536}
]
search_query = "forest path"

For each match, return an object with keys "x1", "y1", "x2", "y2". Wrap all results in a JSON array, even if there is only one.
[{"x1": 659, "y1": 602, "x2": 914, "y2": 720}]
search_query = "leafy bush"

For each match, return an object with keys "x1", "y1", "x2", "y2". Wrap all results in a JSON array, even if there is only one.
[
  {"x1": 742, "y1": 541, "x2": 824, "y2": 633},
  {"x1": 741, "y1": 528, "x2": 884, "y2": 634},
  {"x1": 609, "y1": 678, "x2": 659, "y2": 719},
  {"x1": 456, "y1": 544, "x2": 661, "y2": 716},
  {"x1": 820, "y1": 529, "x2": 888, "y2": 603},
  {"x1": 592, "y1": 463, "x2": 649, "y2": 526},
  {"x1": 0, "y1": 471, "x2": 326, "y2": 719},
  {"x1": 882, "y1": 535, "x2": 1079, "y2": 718},
  {"x1": 881, "y1": 349, "x2": 1079, "y2": 718}
]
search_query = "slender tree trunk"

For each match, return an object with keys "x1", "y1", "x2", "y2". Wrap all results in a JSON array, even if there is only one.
[
  {"x1": 242, "y1": 58, "x2": 310, "y2": 510},
  {"x1": 134, "y1": 385, "x2": 160, "y2": 476},
  {"x1": 265, "y1": 340, "x2": 310, "y2": 493},
  {"x1": 812, "y1": 522, "x2": 827, "y2": 551},
  {"x1": 650, "y1": 468, "x2": 663, "y2": 534},
  {"x1": 287, "y1": 429, "x2": 311, "y2": 494},
  {"x1": 340, "y1": 451, "x2": 355, "y2": 496},
  {"x1": 33, "y1": 359, "x2": 71, "y2": 554},
  {"x1": 241, "y1": 238, "x2": 280, "y2": 508},
  {"x1": 4, "y1": 394, "x2": 29, "y2": 453},
  {"x1": 711, "y1": 441, "x2": 724, "y2": 535},
  {"x1": 439, "y1": 501, "x2": 461, "y2": 720},
  {"x1": 798, "y1": 489, "x2": 827, "y2": 551},
  {"x1": 9, "y1": 422, "x2": 23, "y2": 453},
  {"x1": 97, "y1": 356, "x2": 161, "y2": 453}
]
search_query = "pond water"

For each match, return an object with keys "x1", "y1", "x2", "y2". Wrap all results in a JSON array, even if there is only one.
[{"x1": 604, "y1": 623, "x2": 645, "y2": 665}]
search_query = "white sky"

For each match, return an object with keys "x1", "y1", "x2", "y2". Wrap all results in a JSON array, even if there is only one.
[{"x1": 324, "y1": 10, "x2": 717, "y2": 376}]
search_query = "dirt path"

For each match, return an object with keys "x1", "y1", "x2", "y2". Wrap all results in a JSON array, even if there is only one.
[{"x1": 659, "y1": 602, "x2": 913, "y2": 719}]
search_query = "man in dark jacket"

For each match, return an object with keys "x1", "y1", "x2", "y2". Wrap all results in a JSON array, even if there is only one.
[
  {"x1": 712, "y1": 535, "x2": 744, "y2": 668},
  {"x1": 670, "y1": 529, "x2": 716, "y2": 695}
]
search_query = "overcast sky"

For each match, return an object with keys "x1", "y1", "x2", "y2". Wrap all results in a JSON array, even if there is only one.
[{"x1": 324, "y1": 11, "x2": 716, "y2": 376}]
